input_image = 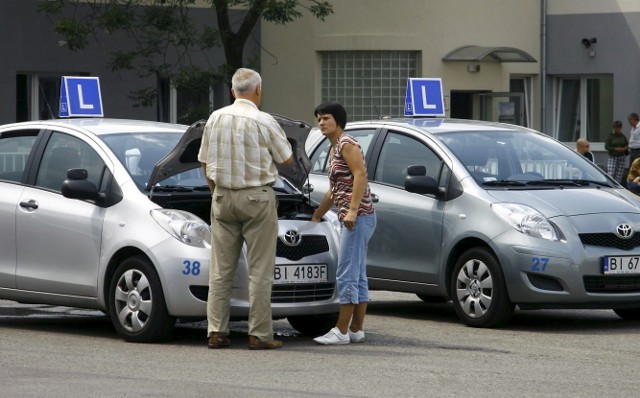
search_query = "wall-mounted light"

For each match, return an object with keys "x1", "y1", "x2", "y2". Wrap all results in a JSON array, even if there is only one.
[
  {"x1": 581, "y1": 37, "x2": 597, "y2": 58},
  {"x1": 467, "y1": 64, "x2": 480, "y2": 73},
  {"x1": 581, "y1": 37, "x2": 597, "y2": 49}
]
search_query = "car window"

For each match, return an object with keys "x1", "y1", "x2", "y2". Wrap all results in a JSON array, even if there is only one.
[
  {"x1": 438, "y1": 130, "x2": 609, "y2": 184},
  {"x1": 0, "y1": 130, "x2": 38, "y2": 182},
  {"x1": 374, "y1": 132, "x2": 443, "y2": 186},
  {"x1": 309, "y1": 129, "x2": 376, "y2": 173},
  {"x1": 101, "y1": 132, "x2": 206, "y2": 189},
  {"x1": 36, "y1": 132, "x2": 106, "y2": 192}
]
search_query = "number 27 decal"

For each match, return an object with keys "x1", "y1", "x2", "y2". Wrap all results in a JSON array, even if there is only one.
[{"x1": 531, "y1": 257, "x2": 549, "y2": 271}]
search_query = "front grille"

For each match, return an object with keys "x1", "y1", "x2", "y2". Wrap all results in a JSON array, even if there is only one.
[
  {"x1": 579, "y1": 233, "x2": 640, "y2": 251},
  {"x1": 189, "y1": 282, "x2": 335, "y2": 303},
  {"x1": 583, "y1": 275, "x2": 640, "y2": 293},
  {"x1": 271, "y1": 282, "x2": 335, "y2": 303},
  {"x1": 276, "y1": 235, "x2": 330, "y2": 261}
]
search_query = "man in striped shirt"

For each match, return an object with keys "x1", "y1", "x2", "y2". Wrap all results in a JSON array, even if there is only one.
[{"x1": 198, "y1": 68, "x2": 292, "y2": 350}]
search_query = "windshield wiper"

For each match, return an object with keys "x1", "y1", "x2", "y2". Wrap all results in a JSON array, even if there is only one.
[
  {"x1": 525, "y1": 179, "x2": 610, "y2": 187},
  {"x1": 569, "y1": 179, "x2": 612, "y2": 187},
  {"x1": 150, "y1": 185, "x2": 194, "y2": 192},
  {"x1": 481, "y1": 180, "x2": 527, "y2": 186}
]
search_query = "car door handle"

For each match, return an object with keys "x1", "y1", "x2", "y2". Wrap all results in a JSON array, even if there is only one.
[
  {"x1": 371, "y1": 193, "x2": 379, "y2": 203},
  {"x1": 19, "y1": 200, "x2": 39, "y2": 210}
]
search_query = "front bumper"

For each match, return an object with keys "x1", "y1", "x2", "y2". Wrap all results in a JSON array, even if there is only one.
[
  {"x1": 494, "y1": 228, "x2": 640, "y2": 309},
  {"x1": 152, "y1": 219, "x2": 340, "y2": 319}
]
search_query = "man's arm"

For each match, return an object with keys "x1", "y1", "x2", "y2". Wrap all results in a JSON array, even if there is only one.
[
  {"x1": 201, "y1": 162, "x2": 216, "y2": 192},
  {"x1": 279, "y1": 155, "x2": 293, "y2": 166}
]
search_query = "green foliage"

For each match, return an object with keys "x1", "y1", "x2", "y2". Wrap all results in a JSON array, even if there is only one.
[
  {"x1": 54, "y1": 19, "x2": 91, "y2": 50},
  {"x1": 128, "y1": 87, "x2": 157, "y2": 108},
  {"x1": 40, "y1": 0, "x2": 334, "y2": 108}
]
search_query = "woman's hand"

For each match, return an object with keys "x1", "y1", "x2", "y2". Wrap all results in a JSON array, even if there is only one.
[{"x1": 343, "y1": 209, "x2": 358, "y2": 231}]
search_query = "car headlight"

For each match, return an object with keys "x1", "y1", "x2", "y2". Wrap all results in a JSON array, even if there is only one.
[
  {"x1": 151, "y1": 209, "x2": 211, "y2": 248},
  {"x1": 491, "y1": 203, "x2": 559, "y2": 241}
]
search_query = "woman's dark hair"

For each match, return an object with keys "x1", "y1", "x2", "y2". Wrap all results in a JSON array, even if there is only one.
[{"x1": 314, "y1": 102, "x2": 347, "y2": 129}]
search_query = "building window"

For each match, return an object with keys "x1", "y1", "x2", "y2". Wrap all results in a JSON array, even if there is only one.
[
  {"x1": 321, "y1": 51, "x2": 419, "y2": 121},
  {"x1": 554, "y1": 76, "x2": 613, "y2": 143},
  {"x1": 16, "y1": 73, "x2": 90, "y2": 122},
  {"x1": 510, "y1": 76, "x2": 533, "y2": 127},
  {"x1": 157, "y1": 77, "x2": 216, "y2": 125}
]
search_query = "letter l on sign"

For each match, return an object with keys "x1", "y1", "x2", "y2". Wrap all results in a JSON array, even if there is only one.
[{"x1": 77, "y1": 85, "x2": 94, "y2": 110}]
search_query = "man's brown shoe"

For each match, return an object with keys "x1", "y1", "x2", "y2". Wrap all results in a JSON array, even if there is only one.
[
  {"x1": 208, "y1": 333, "x2": 231, "y2": 349},
  {"x1": 248, "y1": 335, "x2": 284, "y2": 350}
]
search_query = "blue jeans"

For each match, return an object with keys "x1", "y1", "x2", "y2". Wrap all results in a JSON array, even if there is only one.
[{"x1": 337, "y1": 212, "x2": 377, "y2": 304}]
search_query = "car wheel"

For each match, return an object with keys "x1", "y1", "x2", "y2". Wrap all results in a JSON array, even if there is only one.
[
  {"x1": 416, "y1": 294, "x2": 448, "y2": 303},
  {"x1": 613, "y1": 308, "x2": 640, "y2": 320},
  {"x1": 450, "y1": 247, "x2": 514, "y2": 328},
  {"x1": 108, "y1": 256, "x2": 175, "y2": 342},
  {"x1": 287, "y1": 313, "x2": 339, "y2": 336}
]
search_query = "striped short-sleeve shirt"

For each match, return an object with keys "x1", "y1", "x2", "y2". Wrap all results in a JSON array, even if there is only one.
[
  {"x1": 330, "y1": 134, "x2": 374, "y2": 221},
  {"x1": 197, "y1": 99, "x2": 293, "y2": 189}
]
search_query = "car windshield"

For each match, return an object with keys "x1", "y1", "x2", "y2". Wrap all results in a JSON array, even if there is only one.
[
  {"x1": 100, "y1": 132, "x2": 297, "y2": 193},
  {"x1": 437, "y1": 130, "x2": 613, "y2": 187}
]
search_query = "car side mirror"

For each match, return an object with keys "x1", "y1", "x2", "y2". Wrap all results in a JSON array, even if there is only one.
[
  {"x1": 404, "y1": 164, "x2": 441, "y2": 196},
  {"x1": 62, "y1": 168, "x2": 101, "y2": 202}
]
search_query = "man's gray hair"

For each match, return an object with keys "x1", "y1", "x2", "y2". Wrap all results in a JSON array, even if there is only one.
[{"x1": 232, "y1": 68, "x2": 262, "y2": 94}]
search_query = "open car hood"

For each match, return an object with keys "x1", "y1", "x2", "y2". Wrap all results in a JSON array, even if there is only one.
[{"x1": 147, "y1": 114, "x2": 313, "y2": 190}]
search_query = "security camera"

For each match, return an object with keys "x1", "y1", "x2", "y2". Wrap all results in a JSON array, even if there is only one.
[{"x1": 581, "y1": 38, "x2": 597, "y2": 49}]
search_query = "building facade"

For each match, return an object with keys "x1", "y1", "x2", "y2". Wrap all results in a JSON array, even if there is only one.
[
  {"x1": 0, "y1": 0, "x2": 257, "y2": 125},
  {"x1": 3, "y1": 0, "x2": 640, "y2": 163},
  {"x1": 260, "y1": 0, "x2": 640, "y2": 162}
]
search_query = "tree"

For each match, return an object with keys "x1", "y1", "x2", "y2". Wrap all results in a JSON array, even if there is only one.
[{"x1": 39, "y1": 0, "x2": 333, "y2": 122}]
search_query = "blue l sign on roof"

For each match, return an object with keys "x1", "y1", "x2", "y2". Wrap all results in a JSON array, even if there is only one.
[
  {"x1": 404, "y1": 78, "x2": 445, "y2": 117},
  {"x1": 59, "y1": 76, "x2": 103, "y2": 117}
]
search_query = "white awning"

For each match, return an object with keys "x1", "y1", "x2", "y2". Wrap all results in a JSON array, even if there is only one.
[{"x1": 443, "y1": 46, "x2": 537, "y2": 63}]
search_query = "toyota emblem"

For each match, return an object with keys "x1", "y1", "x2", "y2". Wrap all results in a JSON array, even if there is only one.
[
  {"x1": 616, "y1": 224, "x2": 633, "y2": 239},
  {"x1": 281, "y1": 229, "x2": 302, "y2": 246}
]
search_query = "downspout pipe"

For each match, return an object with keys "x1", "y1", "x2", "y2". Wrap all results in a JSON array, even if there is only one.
[{"x1": 540, "y1": 0, "x2": 547, "y2": 133}]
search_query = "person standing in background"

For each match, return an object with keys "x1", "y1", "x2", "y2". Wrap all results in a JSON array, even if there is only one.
[
  {"x1": 604, "y1": 120, "x2": 629, "y2": 184},
  {"x1": 198, "y1": 68, "x2": 293, "y2": 350},
  {"x1": 627, "y1": 113, "x2": 640, "y2": 166}
]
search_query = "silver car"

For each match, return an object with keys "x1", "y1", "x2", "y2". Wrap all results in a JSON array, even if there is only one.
[
  {"x1": 0, "y1": 117, "x2": 339, "y2": 342},
  {"x1": 306, "y1": 118, "x2": 640, "y2": 327}
]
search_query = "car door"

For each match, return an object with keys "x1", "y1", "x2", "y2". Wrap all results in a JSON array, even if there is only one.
[
  {"x1": 16, "y1": 130, "x2": 108, "y2": 297},
  {"x1": 307, "y1": 128, "x2": 378, "y2": 204},
  {"x1": 366, "y1": 130, "x2": 446, "y2": 285},
  {"x1": 0, "y1": 130, "x2": 40, "y2": 288}
]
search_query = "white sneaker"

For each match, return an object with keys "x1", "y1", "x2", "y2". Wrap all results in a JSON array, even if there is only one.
[
  {"x1": 348, "y1": 329, "x2": 365, "y2": 343},
  {"x1": 313, "y1": 327, "x2": 350, "y2": 345}
]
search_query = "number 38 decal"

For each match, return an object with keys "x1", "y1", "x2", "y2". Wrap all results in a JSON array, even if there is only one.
[
  {"x1": 182, "y1": 260, "x2": 201, "y2": 276},
  {"x1": 530, "y1": 257, "x2": 549, "y2": 272}
]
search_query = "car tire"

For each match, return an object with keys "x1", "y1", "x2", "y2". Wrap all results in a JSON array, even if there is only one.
[
  {"x1": 108, "y1": 256, "x2": 176, "y2": 342},
  {"x1": 450, "y1": 247, "x2": 514, "y2": 328},
  {"x1": 287, "y1": 313, "x2": 339, "y2": 336},
  {"x1": 613, "y1": 308, "x2": 640, "y2": 320}
]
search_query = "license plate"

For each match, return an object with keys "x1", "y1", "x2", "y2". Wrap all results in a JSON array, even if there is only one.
[
  {"x1": 603, "y1": 256, "x2": 640, "y2": 274},
  {"x1": 273, "y1": 264, "x2": 328, "y2": 284}
]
